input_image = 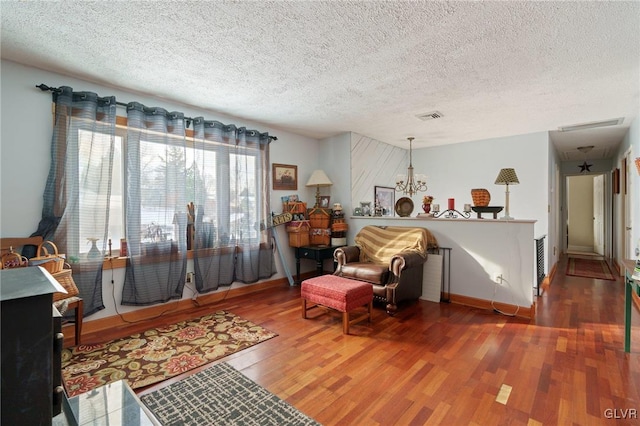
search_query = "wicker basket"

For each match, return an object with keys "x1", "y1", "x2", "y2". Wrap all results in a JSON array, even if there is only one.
[
  {"x1": 471, "y1": 188, "x2": 491, "y2": 207},
  {"x1": 29, "y1": 240, "x2": 65, "y2": 273},
  {"x1": 310, "y1": 228, "x2": 331, "y2": 246},
  {"x1": 0, "y1": 250, "x2": 29, "y2": 269},
  {"x1": 308, "y1": 208, "x2": 331, "y2": 229},
  {"x1": 286, "y1": 221, "x2": 311, "y2": 247},
  {"x1": 50, "y1": 268, "x2": 79, "y2": 302}
]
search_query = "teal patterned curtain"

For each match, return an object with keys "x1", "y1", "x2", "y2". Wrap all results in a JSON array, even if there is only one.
[
  {"x1": 190, "y1": 118, "x2": 275, "y2": 293},
  {"x1": 121, "y1": 102, "x2": 187, "y2": 305}
]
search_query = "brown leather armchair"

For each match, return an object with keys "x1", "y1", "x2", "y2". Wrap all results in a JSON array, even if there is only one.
[{"x1": 333, "y1": 226, "x2": 438, "y2": 315}]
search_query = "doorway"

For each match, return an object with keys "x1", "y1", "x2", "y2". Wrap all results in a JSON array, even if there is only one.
[
  {"x1": 622, "y1": 149, "x2": 635, "y2": 260},
  {"x1": 566, "y1": 173, "x2": 606, "y2": 256}
]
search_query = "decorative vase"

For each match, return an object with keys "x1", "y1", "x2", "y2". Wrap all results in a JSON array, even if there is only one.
[
  {"x1": 422, "y1": 203, "x2": 431, "y2": 214},
  {"x1": 87, "y1": 238, "x2": 101, "y2": 260}
]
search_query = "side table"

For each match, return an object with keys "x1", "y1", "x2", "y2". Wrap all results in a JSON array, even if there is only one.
[{"x1": 294, "y1": 245, "x2": 342, "y2": 284}]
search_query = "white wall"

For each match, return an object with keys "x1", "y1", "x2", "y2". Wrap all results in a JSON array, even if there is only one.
[
  {"x1": 349, "y1": 216, "x2": 536, "y2": 309},
  {"x1": 318, "y1": 133, "x2": 351, "y2": 213},
  {"x1": 614, "y1": 115, "x2": 640, "y2": 263},
  {"x1": 0, "y1": 59, "x2": 324, "y2": 320},
  {"x1": 548, "y1": 137, "x2": 561, "y2": 271},
  {"x1": 350, "y1": 132, "x2": 406, "y2": 209}
]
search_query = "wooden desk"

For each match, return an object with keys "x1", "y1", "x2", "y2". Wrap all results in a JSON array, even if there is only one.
[{"x1": 294, "y1": 245, "x2": 341, "y2": 284}]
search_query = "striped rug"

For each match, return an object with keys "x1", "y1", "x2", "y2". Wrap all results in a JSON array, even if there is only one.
[
  {"x1": 141, "y1": 362, "x2": 320, "y2": 425},
  {"x1": 566, "y1": 257, "x2": 616, "y2": 281}
]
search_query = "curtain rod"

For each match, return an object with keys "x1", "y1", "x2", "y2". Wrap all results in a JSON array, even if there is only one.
[{"x1": 36, "y1": 84, "x2": 278, "y2": 141}]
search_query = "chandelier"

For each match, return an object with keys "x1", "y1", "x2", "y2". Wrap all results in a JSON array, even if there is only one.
[{"x1": 395, "y1": 137, "x2": 427, "y2": 196}]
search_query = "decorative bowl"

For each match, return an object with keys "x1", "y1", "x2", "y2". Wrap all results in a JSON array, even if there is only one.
[{"x1": 395, "y1": 197, "x2": 414, "y2": 217}]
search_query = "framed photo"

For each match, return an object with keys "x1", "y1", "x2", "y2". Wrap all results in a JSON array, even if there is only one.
[
  {"x1": 613, "y1": 168, "x2": 620, "y2": 194},
  {"x1": 374, "y1": 186, "x2": 395, "y2": 216},
  {"x1": 319, "y1": 195, "x2": 331, "y2": 209},
  {"x1": 272, "y1": 163, "x2": 298, "y2": 190}
]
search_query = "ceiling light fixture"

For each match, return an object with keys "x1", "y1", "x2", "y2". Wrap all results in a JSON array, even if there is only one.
[
  {"x1": 558, "y1": 118, "x2": 623, "y2": 132},
  {"x1": 577, "y1": 146, "x2": 594, "y2": 173},
  {"x1": 395, "y1": 137, "x2": 427, "y2": 197}
]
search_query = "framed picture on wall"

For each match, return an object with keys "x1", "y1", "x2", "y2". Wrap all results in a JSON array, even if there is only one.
[
  {"x1": 272, "y1": 163, "x2": 298, "y2": 190},
  {"x1": 374, "y1": 186, "x2": 395, "y2": 216}
]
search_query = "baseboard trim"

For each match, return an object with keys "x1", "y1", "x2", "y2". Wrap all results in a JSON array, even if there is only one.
[
  {"x1": 448, "y1": 293, "x2": 533, "y2": 319},
  {"x1": 80, "y1": 276, "x2": 300, "y2": 336},
  {"x1": 540, "y1": 261, "x2": 558, "y2": 294},
  {"x1": 612, "y1": 259, "x2": 621, "y2": 276}
]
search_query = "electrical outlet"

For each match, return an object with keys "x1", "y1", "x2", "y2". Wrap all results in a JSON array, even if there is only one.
[{"x1": 186, "y1": 272, "x2": 193, "y2": 283}]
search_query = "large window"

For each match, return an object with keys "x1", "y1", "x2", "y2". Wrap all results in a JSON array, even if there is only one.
[{"x1": 75, "y1": 124, "x2": 263, "y2": 257}]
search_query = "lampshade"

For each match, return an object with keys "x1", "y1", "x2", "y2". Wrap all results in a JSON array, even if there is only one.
[
  {"x1": 495, "y1": 168, "x2": 520, "y2": 185},
  {"x1": 306, "y1": 170, "x2": 333, "y2": 187},
  {"x1": 306, "y1": 170, "x2": 332, "y2": 208}
]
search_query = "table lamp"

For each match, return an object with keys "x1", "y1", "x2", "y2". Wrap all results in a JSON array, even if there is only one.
[
  {"x1": 495, "y1": 168, "x2": 519, "y2": 220},
  {"x1": 306, "y1": 170, "x2": 333, "y2": 208}
]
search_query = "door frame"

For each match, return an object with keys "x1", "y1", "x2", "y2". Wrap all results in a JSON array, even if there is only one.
[{"x1": 565, "y1": 172, "x2": 609, "y2": 256}]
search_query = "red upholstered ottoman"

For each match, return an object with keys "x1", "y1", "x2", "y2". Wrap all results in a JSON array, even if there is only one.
[{"x1": 301, "y1": 275, "x2": 373, "y2": 334}]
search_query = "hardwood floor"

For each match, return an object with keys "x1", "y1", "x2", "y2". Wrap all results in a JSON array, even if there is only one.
[{"x1": 81, "y1": 256, "x2": 640, "y2": 425}]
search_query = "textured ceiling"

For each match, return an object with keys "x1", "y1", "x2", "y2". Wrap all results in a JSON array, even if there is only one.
[{"x1": 1, "y1": 1, "x2": 639, "y2": 160}]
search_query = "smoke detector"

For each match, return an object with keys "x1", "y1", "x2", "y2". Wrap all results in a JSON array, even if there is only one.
[{"x1": 416, "y1": 111, "x2": 443, "y2": 121}]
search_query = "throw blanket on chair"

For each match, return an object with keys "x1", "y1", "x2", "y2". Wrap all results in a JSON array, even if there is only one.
[{"x1": 354, "y1": 226, "x2": 438, "y2": 264}]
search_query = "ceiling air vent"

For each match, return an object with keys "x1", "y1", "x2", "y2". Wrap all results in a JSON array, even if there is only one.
[
  {"x1": 416, "y1": 111, "x2": 443, "y2": 121},
  {"x1": 558, "y1": 117, "x2": 623, "y2": 132}
]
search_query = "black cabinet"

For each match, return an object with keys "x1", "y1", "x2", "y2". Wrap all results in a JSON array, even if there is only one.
[
  {"x1": 1, "y1": 267, "x2": 66, "y2": 426},
  {"x1": 294, "y1": 245, "x2": 342, "y2": 284}
]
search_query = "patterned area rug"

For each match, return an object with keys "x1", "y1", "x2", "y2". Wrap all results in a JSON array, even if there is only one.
[
  {"x1": 61, "y1": 311, "x2": 277, "y2": 397},
  {"x1": 566, "y1": 257, "x2": 615, "y2": 281},
  {"x1": 141, "y1": 362, "x2": 320, "y2": 425}
]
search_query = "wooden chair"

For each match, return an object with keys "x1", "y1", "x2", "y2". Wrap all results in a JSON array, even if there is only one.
[
  {"x1": 0, "y1": 237, "x2": 83, "y2": 346},
  {"x1": 0, "y1": 236, "x2": 43, "y2": 257}
]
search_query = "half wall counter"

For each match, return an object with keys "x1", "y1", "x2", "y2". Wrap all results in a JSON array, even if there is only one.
[{"x1": 348, "y1": 216, "x2": 537, "y2": 317}]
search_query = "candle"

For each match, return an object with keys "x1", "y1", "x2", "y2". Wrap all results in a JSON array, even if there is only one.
[
  {"x1": 433, "y1": 204, "x2": 440, "y2": 213},
  {"x1": 448, "y1": 198, "x2": 455, "y2": 210},
  {"x1": 464, "y1": 204, "x2": 471, "y2": 213}
]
